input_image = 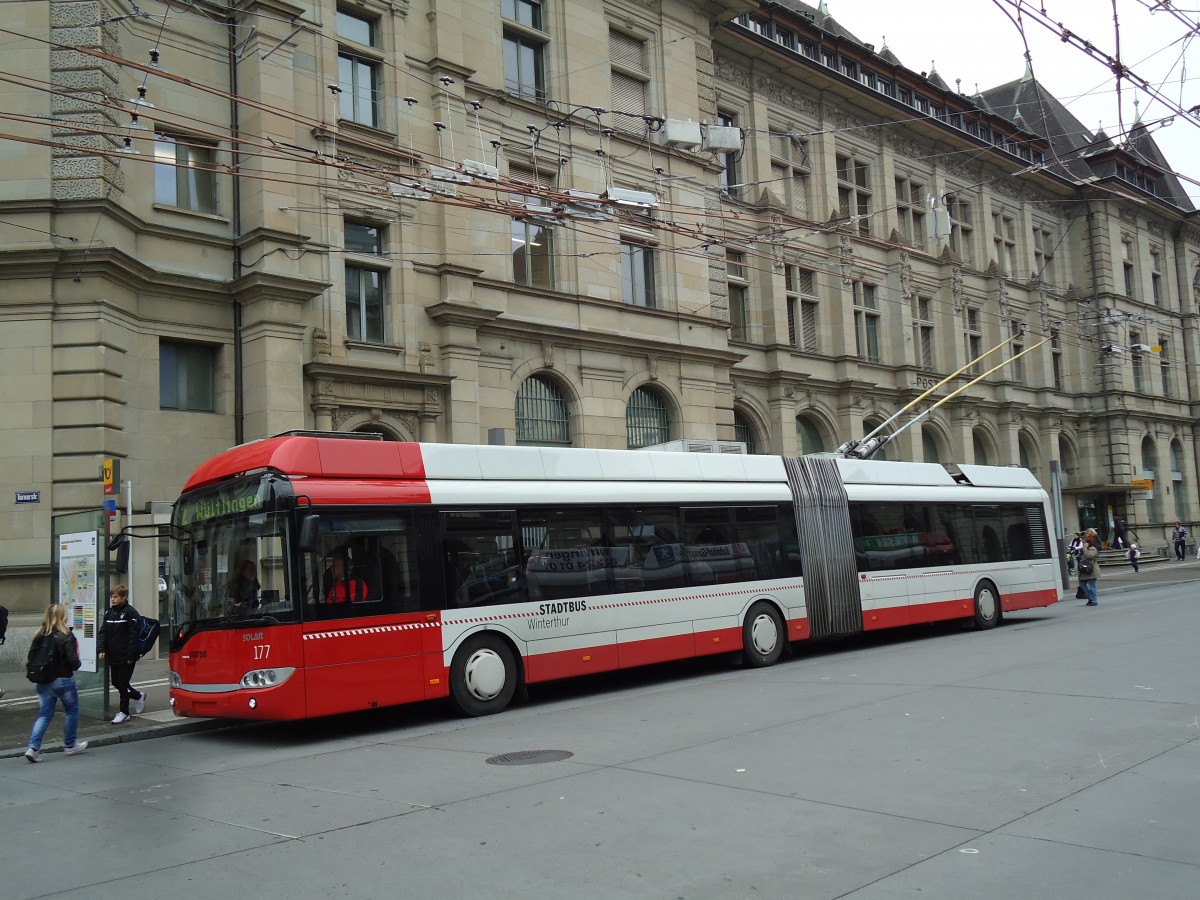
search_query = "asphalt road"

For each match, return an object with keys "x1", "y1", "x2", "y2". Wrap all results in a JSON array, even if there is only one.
[{"x1": 3, "y1": 569, "x2": 1199, "y2": 899}]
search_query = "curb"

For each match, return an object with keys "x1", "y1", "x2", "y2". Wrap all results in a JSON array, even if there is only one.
[{"x1": 1, "y1": 716, "x2": 241, "y2": 760}]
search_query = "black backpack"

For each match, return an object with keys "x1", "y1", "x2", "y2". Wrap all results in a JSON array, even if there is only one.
[
  {"x1": 26, "y1": 633, "x2": 59, "y2": 684},
  {"x1": 0, "y1": 604, "x2": 8, "y2": 645}
]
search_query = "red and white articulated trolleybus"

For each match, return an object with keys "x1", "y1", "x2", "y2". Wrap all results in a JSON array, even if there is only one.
[{"x1": 166, "y1": 434, "x2": 1059, "y2": 720}]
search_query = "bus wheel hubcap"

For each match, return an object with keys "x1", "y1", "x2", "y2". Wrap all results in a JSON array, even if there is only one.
[
  {"x1": 979, "y1": 590, "x2": 997, "y2": 619},
  {"x1": 464, "y1": 649, "x2": 506, "y2": 700},
  {"x1": 751, "y1": 615, "x2": 778, "y2": 655}
]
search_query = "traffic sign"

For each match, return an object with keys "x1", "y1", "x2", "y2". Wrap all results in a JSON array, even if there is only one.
[{"x1": 103, "y1": 457, "x2": 120, "y2": 495}]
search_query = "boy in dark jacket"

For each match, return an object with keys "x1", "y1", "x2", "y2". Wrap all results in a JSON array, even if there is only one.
[{"x1": 97, "y1": 584, "x2": 146, "y2": 723}]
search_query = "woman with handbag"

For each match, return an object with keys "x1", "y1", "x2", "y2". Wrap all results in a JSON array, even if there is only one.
[
  {"x1": 1078, "y1": 533, "x2": 1101, "y2": 606},
  {"x1": 24, "y1": 603, "x2": 88, "y2": 762}
]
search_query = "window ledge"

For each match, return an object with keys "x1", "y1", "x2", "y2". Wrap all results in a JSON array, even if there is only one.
[
  {"x1": 345, "y1": 339, "x2": 403, "y2": 356},
  {"x1": 153, "y1": 204, "x2": 227, "y2": 224}
]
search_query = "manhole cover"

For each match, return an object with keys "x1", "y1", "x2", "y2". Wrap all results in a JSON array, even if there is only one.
[{"x1": 486, "y1": 749, "x2": 574, "y2": 766}]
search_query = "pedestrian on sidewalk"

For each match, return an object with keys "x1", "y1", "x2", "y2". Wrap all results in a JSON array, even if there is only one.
[
  {"x1": 24, "y1": 604, "x2": 88, "y2": 761},
  {"x1": 1078, "y1": 533, "x2": 1101, "y2": 606},
  {"x1": 1171, "y1": 522, "x2": 1188, "y2": 561},
  {"x1": 97, "y1": 584, "x2": 147, "y2": 724},
  {"x1": 1113, "y1": 517, "x2": 1128, "y2": 550},
  {"x1": 1127, "y1": 543, "x2": 1140, "y2": 573}
]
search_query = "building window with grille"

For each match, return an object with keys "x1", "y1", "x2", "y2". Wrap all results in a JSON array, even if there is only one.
[
  {"x1": 1009, "y1": 321, "x2": 1025, "y2": 383},
  {"x1": 785, "y1": 265, "x2": 819, "y2": 352},
  {"x1": 895, "y1": 176, "x2": 925, "y2": 246},
  {"x1": 1159, "y1": 337, "x2": 1172, "y2": 398},
  {"x1": 946, "y1": 193, "x2": 973, "y2": 264},
  {"x1": 733, "y1": 411, "x2": 758, "y2": 454},
  {"x1": 836, "y1": 152, "x2": 872, "y2": 236},
  {"x1": 510, "y1": 166, "x2": 554, "y2": 288},
  {"x1": 516, "y1": 374, "x2": 571, "y2": 445},
  {"x1": 912, "y1": 295, "x2": 934, "y2": 371},
  {"x1": 727, "y1": 250, "x2": 750, "y2": 342},
  {"x1": 853, "y1": 281, "x2": 880, "y2": 363},
  {"x1": 620, "y1": 241, "x2": 656, "y2": 308},
  {"x1": 626, "y1": 386, "x2": 670, "y2": 448},
  {"x1": 770, "y1": 131, "x2": 810, "y2": 218},
  {"x1": 337, "y1": 10, "x2": 382, "y2": 127},
  {"x1": 160, "y1": 341, "x2": 216, "y2": 411},
  {"x1": 503, "y1": 0, "x2": 546, "y2": 101},
  {"x1": 992, "y1": 211, "x2": 1017, "y2": 276},
  {"x1": 610, "y1": 29, "x2": 648, "y2": 133},
  {"x1": 154, "y1": 134, "x2": 217, "y2": 213},
  {"x1": 1032, "y1": 224, "x2": 1055, "y2": 283},
  {"x1": 965, "y1": 307, "x2": 982, "y2": 375},
  {"x1": 345, "y1": 220, "x2": 386, "y2": 343}
]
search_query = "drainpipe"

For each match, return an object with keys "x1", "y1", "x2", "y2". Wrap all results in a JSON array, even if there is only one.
[{"x1": 228, "y1": 14, "x2": 244, "y2": 445}]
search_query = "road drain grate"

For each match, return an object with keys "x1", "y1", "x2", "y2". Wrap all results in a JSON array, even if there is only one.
[{"x1": 486, "y1": 749, "x2": 574, "y2": 766}]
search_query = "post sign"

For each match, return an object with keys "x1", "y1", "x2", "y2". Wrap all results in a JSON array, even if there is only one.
[
  {"x1": 1130, "y1": 479, "x2": 1153, "y2": 502},
  {"x1": 103, "y1": 458, "x2": 120, "y2": 495},
  {"x1": 16, "y1": 491, "x2": 40, "y2": 503}
]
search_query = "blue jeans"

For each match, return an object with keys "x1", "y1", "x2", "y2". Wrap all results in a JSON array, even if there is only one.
[
  {"x1": 1079, "y1": 579, "x2": 1099, "y2": 605},
  {"x1": 28, "y1": 677, "x2": 80, "y2": 751}
]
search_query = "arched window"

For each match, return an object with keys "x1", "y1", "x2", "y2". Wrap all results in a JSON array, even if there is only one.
[
  {"x1": 626, "y1": 386, "x2": 670, "y2": 448},
  {"x1": 795, "y1": 414, "x2": 825, "y2": 455},
  {"x1": 972, "y1": 430, "x2": 989, "y2": 466},
  {"x1": 1058, "y1": 434, "x2": 1077, "y2": 477},
  {"x1": 1018, "y1": 434, "x2": 1037, "y2": 472},
  {"x1": 733, "y1": 411, "x2": 759, "y2": 454},
  {"x1": 516, "y1": 375, "x2": 571, "y2": 446},
  {"x1": 922, "y1": 426, "x2": 940, "y2": 464},
  {"x1": 353, "y1": 424, "x2": 397, "y2": 440},
  {"x1": 1141, "y1": 436, "x2": 1160, "y2": 522}
]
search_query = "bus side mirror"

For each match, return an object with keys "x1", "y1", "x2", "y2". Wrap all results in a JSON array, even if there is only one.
[{"x1": 298, "y1": 514, "x2": 321, "y2": 553}]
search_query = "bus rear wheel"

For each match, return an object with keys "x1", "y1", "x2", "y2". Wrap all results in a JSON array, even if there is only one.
[
  {"x1": 973, "y1": 581, "x2": 1001, "y2": 630},
  {"x1": 742, "y1": 601, "x2": 785, "y2": 667},
  {"x1": 450, "y1": 634, "x2": 518, "y2": 716}
]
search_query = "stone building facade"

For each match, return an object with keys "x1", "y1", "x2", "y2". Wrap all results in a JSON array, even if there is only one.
[{"x1": 2, "y1": 0, "x2": 1198, "y2": 609}]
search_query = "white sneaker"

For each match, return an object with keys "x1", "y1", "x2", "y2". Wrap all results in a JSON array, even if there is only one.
[
  {"x1": 134, "y1": 692, "x2": 146, "y2": 715},
  {"x1": 24, "y1": 747, "x2": 42, "y2": 763},
  {"x1": 64, "y1": 741, "x2": 89, "y2": 756},
  {"x1": 111, "y1": 712, "x2": 130, "y2": 724}
]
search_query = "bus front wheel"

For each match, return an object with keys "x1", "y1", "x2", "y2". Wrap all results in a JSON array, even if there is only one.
[
  {"x1": 742, "y1": 601, "x2": 785, "y2": 667},
  {"x1": 450, "y1": 634, "x2": 518, "y2": 716},
  {"x1": 973, "y1": 581, "x2": 1001, "y2": 630}
]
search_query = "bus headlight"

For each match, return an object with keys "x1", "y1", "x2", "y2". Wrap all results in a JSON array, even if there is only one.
[
  {"x1": 240, "y1": 667, "x2": 294, "y2": 688},
  {"x1": 169, "y1": 670, "x2": 182, "y2": 688}
]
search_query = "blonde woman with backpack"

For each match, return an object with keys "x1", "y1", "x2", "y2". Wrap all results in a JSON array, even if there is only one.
[{"x1": 24, "y1": 604, "x2": 88, "y2": 762}]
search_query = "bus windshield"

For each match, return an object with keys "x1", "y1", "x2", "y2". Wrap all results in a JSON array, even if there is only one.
[{"x1": 169, "y1": 480, "x2": 298, "y2": 633}]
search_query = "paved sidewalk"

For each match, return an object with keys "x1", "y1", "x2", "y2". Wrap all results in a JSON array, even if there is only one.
[{"x1": 3, "y1": 558, "x2": 1196, "y2": 757}]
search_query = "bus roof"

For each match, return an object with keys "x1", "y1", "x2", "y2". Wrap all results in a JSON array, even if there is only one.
[{"x1": 181, "y1": 436, "x2": 1043, "y2": 493}]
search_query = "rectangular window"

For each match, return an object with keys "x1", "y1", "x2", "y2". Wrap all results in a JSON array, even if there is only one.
[
  {"x1": 770, "y1": 131, "x2": 810, "y2": 218},
  {"x1": 620, "y1": 241, "x2": 656, "y2": 308},
  {"x1": 1151, "y1": 250, "x2": 1164, "y2": 305},
  {"x1": 727, "y1": 250, "x2": 749, "y2": 341},
  {"x1": 345, "y1": 221, "x2": 385, "y2": 343},
  {"x1": 836, "y1": 151, "x2": 872, "y2": 236},
  {"x1": 993, "y1": 212, "x2": 1017, "y2": 276},
  {"x1": 1130, "y1": 330, "x2": 1145, "y2": 393},
  {"x1": 1009, "y1": 321, "x2": 1025, "y2": 383},
  {"x1": 160, "y1": 341, "x2": 215, "y2": 411},
  {"x1": 1032, "y1": 225, "x2": 1055, "y2": 283},
  {"x1": 1051, "y1": 328, "x2": 1063, "y2": 391},
  {"x1": 717, "y1": 111, "x2": 740, "y2": 197},
  {"x1": 912, "y1": 295, "x2": 934, "y2": 371},
  {"x1": 153, "y1": 134, "x2": 217, "y2": 213},
  {"x1": 895, "y1": 176, "x2": 926, "y2": 246},
  {"x1": 965, "y1": 307, "x2": 982, "y2": 375},
  {"x1": 610, "y1": 30, "x2": 648, "y2": 132},
  {"x1": 785, "y1": 265, "x2": 819, "y2": 352},
  {"x1": 510, "y1": 167, "x2": 554, "y2": 288},
  {"x1": 1122, "y1": 240, "x2": 1135, "y2": 296},
  {"x1": 337, "y1": 10, "x2": 381, "y2": 127},
  {"x1": 853, "y1": 282, "x2": 880, "y2": 363},
  {"x1": 947, "y1": 193, "x2": 973, "y2": 264},
  {"x1": 1159, "y1": 337, "x2": 1172, "y2": 397},
  {"x1": 503, "y1": 0, "x2": 546, "y2": 101}
]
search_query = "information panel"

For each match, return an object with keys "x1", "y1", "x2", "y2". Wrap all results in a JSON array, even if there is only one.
[{"x1": 58, "y1": 530, "x2": 100, "y2": 673}]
